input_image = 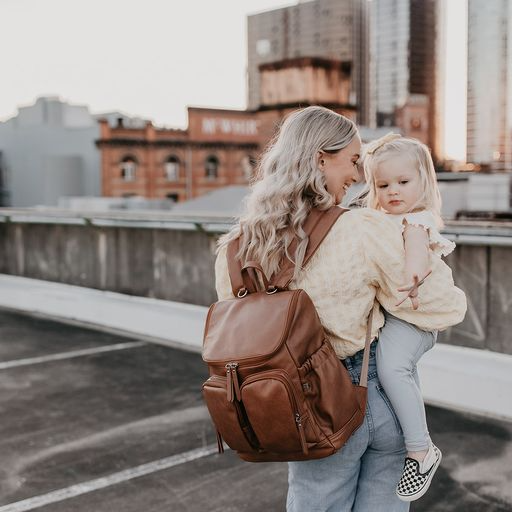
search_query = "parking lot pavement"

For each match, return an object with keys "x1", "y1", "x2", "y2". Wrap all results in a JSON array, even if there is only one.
[{"x1": 0, "y1": 308, "x2": 511, "y2": 512}]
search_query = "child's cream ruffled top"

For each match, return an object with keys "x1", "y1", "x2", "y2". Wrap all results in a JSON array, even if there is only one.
[
  {"x1": 214, "y1": 208, "x2": 467, "y2": 359},
  {"x1": 387, "y1": 210, "x2": 456, "y2": 257}
]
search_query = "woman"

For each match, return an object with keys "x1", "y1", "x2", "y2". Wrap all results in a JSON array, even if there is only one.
[{"x1": 213, "y1": 106, "x2": 466, "y2": 511}]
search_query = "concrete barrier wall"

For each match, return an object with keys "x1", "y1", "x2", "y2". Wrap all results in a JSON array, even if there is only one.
[
  {"x1": 0, "y1": 221, "x2": 219, "y2": 307},
  {"x1": 0, "y1": 214, "x2": 511, "y2": 355},
  {"x1": 442, "y1": 244, "x2": 512, "y2": 354}
]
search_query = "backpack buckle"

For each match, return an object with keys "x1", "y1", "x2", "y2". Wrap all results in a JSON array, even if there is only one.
[{"x1": 266, "y1": 285, "x2": 278, "y2": 295}]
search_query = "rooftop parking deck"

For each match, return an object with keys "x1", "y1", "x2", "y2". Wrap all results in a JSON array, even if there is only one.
[{"x1": 0, "y1": 309, "x2": 510, "y2": 512}]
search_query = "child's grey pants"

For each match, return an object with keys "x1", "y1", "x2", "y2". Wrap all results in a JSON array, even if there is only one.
[{"x1": 376, "y1": 311, "x2": 438, "y2": 452}]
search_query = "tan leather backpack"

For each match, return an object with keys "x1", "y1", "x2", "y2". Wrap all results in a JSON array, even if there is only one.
[{"x1": 201, "y1": 206, "x2": 373, "y2": 462}]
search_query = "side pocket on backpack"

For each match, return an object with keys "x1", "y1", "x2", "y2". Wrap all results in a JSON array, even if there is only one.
[
  {"x1": 298, "y1": 340, "x2": 360, "y2": 434},
  {"x1": 202, "y1": 375, "x2": 260, "y2": 452}
]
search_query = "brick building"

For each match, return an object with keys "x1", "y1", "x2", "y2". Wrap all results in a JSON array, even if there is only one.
[
  {"x1": 97, "y1": 109, "x2": 260, "y2": 202},
  {"x1": 96, "y1": 57, "x2": 356, "y2": 202}
]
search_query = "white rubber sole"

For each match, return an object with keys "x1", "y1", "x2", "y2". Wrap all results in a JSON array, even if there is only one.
[{"x1": 396, "y1": 448, "x2": 443, "y2": 502}]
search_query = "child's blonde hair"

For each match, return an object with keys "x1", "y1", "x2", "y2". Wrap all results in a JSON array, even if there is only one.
[{"x1": 362, "y1": 133, "x2": 443, "y2": 227}]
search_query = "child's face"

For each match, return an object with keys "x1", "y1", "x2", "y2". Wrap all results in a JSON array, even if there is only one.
[{"x1": 374, "y1": 155, "x2": 423, "y2": 214}]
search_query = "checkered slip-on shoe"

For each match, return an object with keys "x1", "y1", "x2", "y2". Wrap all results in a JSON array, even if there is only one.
[{"x1": 396, "y1": 444, "x2": 442, "y2": 502}]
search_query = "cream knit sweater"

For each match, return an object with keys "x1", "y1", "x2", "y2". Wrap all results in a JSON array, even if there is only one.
[{"x1": 214, "y1": 207, "x2": 467, "y2": 359}]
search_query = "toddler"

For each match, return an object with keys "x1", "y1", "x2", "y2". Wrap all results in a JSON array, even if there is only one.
[{"x1": 362, "y1": 133, "x2": 458, "y2": 502}]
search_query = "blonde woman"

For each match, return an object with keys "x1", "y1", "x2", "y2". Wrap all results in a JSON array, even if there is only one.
[{"x1": 214, "y1": 106, "x2": 466, "y2": 512}]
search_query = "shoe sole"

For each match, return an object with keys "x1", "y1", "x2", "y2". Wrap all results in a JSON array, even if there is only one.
[{"x1": 397, "y1": 449, "x2": 443, "y2": 502}]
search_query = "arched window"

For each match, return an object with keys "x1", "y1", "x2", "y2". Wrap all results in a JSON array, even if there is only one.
[
  {"x1": 205, "y1": 155, "x2": 219, "y2": 180},
  {"x1": 120, "y1": 156, "x2": 137, "y2": 182},
  {"x1": 164, "y1": 156, "x2": 180, "y2": 181}
]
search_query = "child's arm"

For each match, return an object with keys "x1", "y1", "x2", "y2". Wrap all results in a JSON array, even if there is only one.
[{"x1": 398, "y1": 223, "x2": 431, "y2": 310}]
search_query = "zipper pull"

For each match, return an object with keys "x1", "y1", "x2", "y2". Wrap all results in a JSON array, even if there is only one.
[
  {"x1": 295, "y1": 413, "x2": 308, "y2": 455},
  {"x1": 226, "y1": 364, "x2": 233, "y2": 403},
  {"x1": 225, "y1": 362, "x2": 240, "y2": 402},
  {"x1": 231, "y1": 362, "x2": 241, "y2": 401}
]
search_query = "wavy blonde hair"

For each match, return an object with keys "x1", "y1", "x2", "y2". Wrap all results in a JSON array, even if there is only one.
[
  {"x1": 362, "y1": 134, "x2": 443, "y2": 227},
  {"x1": 217, "y1": 106, "x2": 358, "y2": 283}
]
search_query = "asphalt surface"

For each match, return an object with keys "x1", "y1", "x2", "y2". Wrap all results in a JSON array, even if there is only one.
[{"x1": 0, "y1": 308, "x2": 510, "y2": 512}]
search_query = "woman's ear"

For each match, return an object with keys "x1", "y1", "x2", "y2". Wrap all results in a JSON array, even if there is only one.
[{"x1": 317, "y1": 151, "x2": 325, "y2": 169}]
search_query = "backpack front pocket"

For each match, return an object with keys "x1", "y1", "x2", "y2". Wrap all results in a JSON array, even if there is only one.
[
  {"x1": 240, "y1": 370, "x2": 311, "y2": 454},
  {"x1": 202, "y1": 375, "x2": 260, "y2": 452}
]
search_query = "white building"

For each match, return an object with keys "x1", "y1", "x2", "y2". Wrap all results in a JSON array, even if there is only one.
[
  {"x1": 467, "y1": 0, "x2": 512, "y2": 171},
  {"x1": 0, "y1": 96, "x2": 144, "y2": 207}
]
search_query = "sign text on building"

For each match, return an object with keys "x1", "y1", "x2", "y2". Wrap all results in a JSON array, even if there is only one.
[{"x1": 201, "y1": 118, "x2": 259, "y2": 136}]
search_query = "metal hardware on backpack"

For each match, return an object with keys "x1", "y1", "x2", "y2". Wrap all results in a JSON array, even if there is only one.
[{"x1": 201, "y1": 206, "x2": 373, "y2": 462}]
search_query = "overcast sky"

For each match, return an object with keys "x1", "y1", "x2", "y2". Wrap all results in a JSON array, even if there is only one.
[{"x1": 1, "y1": 0, "x2": 466, "y2": 159}]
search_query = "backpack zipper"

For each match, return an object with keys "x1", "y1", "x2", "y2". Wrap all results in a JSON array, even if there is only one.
[
  {"x1": 203, "y1": 374, "x2": 262, "y2": 451},
  {"x1": 225, "y1": 362, "x2": 241, "y2": 402},
  {"x1": 295, "y1": 413, "x2": 308, "y2": 455}
]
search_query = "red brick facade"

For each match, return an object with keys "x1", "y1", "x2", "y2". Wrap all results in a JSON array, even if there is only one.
[{"x1": 97, "y1": 109, "x2": 261, "y2": 202}]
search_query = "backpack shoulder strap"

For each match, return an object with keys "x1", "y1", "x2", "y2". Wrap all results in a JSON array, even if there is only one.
[
  {"x1": 270, "y1": 206, "x2": 348, "y2": 290},
  {"x1": 226, "y1": 236, "x2": 258, "y2": 297}
]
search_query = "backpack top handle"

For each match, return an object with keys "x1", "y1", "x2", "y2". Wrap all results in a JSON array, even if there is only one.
[{"x1": 241, "y1": 261, "x2": 272, "y2": 294}]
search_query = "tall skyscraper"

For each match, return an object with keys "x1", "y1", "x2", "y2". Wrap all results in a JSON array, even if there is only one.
[
  {"x1": 467, "y1": 0, "x2": 512, "y2": 171},
  {"x1": 371, "y1": 0, "x2": 438, "y2": 156},
  {"x1": 247, "y1": 0, "x2": 372, "y2": 125}
]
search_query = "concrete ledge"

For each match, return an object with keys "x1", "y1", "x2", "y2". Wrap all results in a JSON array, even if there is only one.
[
  {"x1": 0, "y1": 274, "x2": 208, "y2": 354},
  {"x1": 1, "y1": 274, "x2": 511, "y2": 421},
  {"x1": 418, "y1": 343, "x2": 512, "y2": 421}
]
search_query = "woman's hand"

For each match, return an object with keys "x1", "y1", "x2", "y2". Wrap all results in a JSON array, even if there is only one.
[{"x1": 395, "y1": 269, "x2": 432, "y2": 310}]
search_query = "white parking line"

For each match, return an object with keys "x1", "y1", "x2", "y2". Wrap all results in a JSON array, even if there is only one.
[
  {"x1": 0, "y1": 341, "x2": 147, "y2": 370},
  {"x1": 0, "y1": 444, "x2": 220, "y2": 512}
]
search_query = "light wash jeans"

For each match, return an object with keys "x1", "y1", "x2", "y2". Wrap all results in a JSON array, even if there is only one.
[
  {"x1": 376, "y1": 312, "x2": 437, "y2": 452},
  {"x1": 286, "y1": 340, "x2": 410, "y2": 512}
]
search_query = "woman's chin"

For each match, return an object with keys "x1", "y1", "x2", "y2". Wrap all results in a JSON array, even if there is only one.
[{"x1": 336, "y1": 190, "x2": 347, "y2": 204}]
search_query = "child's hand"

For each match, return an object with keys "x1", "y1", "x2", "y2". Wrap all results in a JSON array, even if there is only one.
[{"x1": 396, "y1": 270, "x2": 432, "y2": 310}]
